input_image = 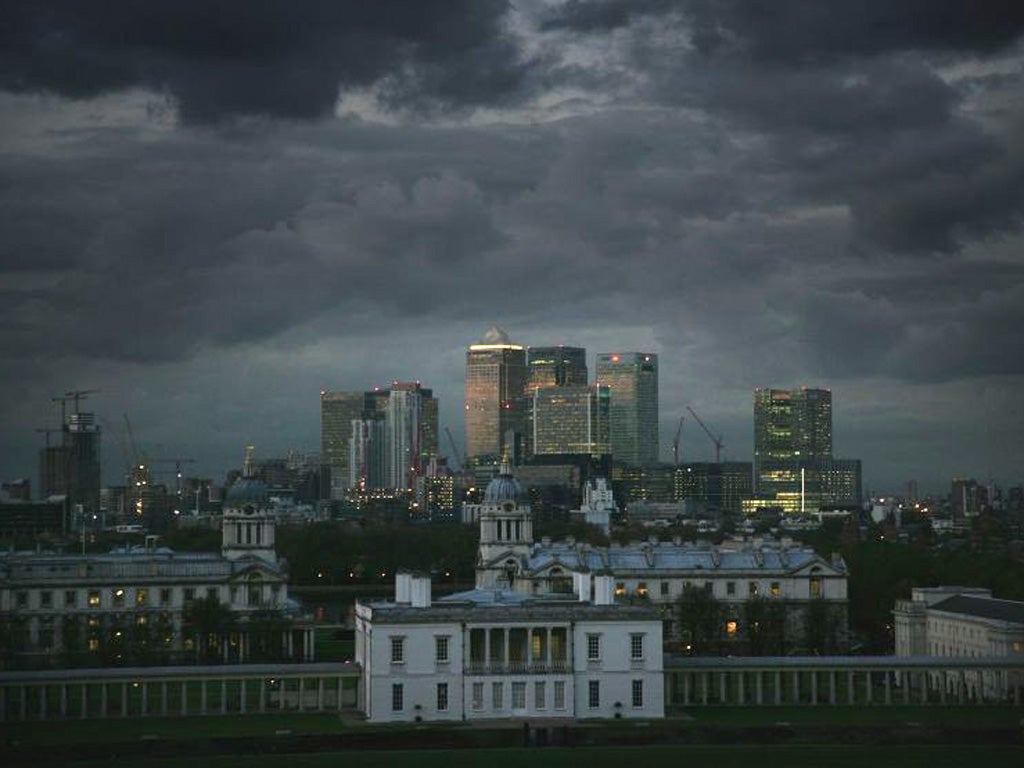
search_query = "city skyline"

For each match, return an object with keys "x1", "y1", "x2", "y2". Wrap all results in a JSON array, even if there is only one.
[{"x1": 2, "y1": 4, "x2": 1023, "y2": 495}]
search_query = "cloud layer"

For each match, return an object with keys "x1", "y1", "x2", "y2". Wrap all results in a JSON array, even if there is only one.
[{"x1": 2, "y1": 1, "x2": 1023, "y2": 492}]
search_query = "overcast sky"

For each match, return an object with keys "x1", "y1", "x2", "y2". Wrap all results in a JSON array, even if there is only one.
[{"x1": 2, "y1": 1, "x2": 1023, "y2": 495}]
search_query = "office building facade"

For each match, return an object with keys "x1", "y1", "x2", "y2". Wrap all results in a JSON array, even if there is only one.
[
  {"x1": 531, "y1": 384, "x2": 611, "y2": 457},
  {"x1": 465, "y1": 327, "x2": 527, "y2": 461},
  {"x1": 596, "y1": 353, "x2": 659, "y2": 467},
  {"x1": 526, "y1": 346, "x2": 588, "y2": 390}
]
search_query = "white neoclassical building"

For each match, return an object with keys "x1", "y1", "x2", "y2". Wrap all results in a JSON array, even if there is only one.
[
  {"x1": 0, "y1": 449, "x2": 314, "y2": 667},
  {"x1": 470, "y1": 461, "x2": 849, "y2": 649},
  {"x1": 355, "y1": 571, "x2": 664, "y2": 723},
  {"x1": 894, "y1": 586, "x2": 1024, "y2": 700}
]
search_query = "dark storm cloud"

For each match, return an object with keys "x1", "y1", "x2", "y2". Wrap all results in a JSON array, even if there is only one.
[
  {"x1": 0, "y1": 0, "x2": 530, "y2": 121},
  {"x1": 544, "y1": 0, "x2": 1024, "y2": 58}
]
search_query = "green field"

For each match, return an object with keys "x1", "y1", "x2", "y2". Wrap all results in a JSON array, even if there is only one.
[{"x1": 81, "y1": 745, "x2": 1024, "y2": 768}]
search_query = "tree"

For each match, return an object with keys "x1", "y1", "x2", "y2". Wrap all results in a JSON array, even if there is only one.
[
  {"x1": 744, "y1": 597, "x2": 787, "y2": 656},
  {"x1": 676, "y1": 584, "x2": 723, "y2": 655},
  {"x1": 183, "y1": 596, "x2": 235, "y2": 663}
]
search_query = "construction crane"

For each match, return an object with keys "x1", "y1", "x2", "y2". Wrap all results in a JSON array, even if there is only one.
[
  {"x1": 444, "y1": 427, "x2": 464, "y2": 471},
  {"x1": 685, "y1": 405, "x2": 724, "y2": 464},
  {"x1": 151, "y1": 458, "x2": 197, "y2": 497},
  {"x1": 672, "y1": 416, "x2": 685, "y2": 466},
  {"x1": 64, "y1": 389, "x2": 98, "y2": 415}
]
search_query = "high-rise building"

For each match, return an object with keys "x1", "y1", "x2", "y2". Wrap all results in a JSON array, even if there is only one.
[
  {"x1": 349, "y1": 415, "x2": 386, "y2": 490},
  {"x1": 465, "y1": 326, "x2": 527, "y2": 461},
  {"x1": 754, "y1": 387, "x2": 832, "y2": 474},
  {"x1": 595, "y1": 352, "x2": 659, "y2": 466},
  {"x1": 531, "y1": 384, "x2": 611, "y2": 457},
  {"x1": 386, "y1": 382, "x2": 425, "y2": 491},
  {"x1": 526, "y1": 346, "x2": 588, "y2": 390},
  {"x1": 38, "y1": 411, "x2": 101, "y2": 521},
  {"x1": 751, "y1": 387, "x2": 860, "y2": 512},
  {"x1": 320, "y1": 391, "x2": 367, "y2": 496}
]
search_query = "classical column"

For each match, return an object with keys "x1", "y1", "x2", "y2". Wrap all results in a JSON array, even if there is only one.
[
  {"x1": 298, "y1": 678, "x2": 305, "y2": 711},
  {"x1": 884, "y1": 671, "x2": 891, "y2": 705},
  {"x1": 737, "y1": 672, "x2": 745, "y2": 705},
  {"x1": 902, "y1": 671, "x2": 910, "y2": 705},
  {"x1": 847, "y1": 671, "x2": 854, "y2": 705},
  {"x1": 259, "y1": 680, "x2": 266, "y2": 713},
  {"x1": 141, "y1": 683, "x2": 148, "y2": 716},
  {"x1": 161, "y1": 682, "x2": 168, "y2": 716},
  {"x1": 939, "y1": 671, "x2": 946, "y2": 705},
  {"x1": 682, "y1": 673, "x2": 690, "y2": 706},
  {"x1": 317, "y1": 679, "x2": 325, "y2": 711},
  {"x1": 774, "y1": 671, "x2": 782, "y2": 705},
  {"x1": 792, "y1": 671, "x2": 800, "y2": 704},
  {"x1": 61, "y1": 684, "x2": 68, "y2": 718},
  {"x1": 39, "y1": 686, "x2": 47, "y2": 719},
  {"x1": 701, "y1": 673, "x2": 708, "y2": 705},
  {"x1": 180, "y1": 682, "x2": 188, "y2": 716},
  {"x1": 865, "y1": 671, "x2": 873, "y2": 704},
  {"x1": 201, "y1": 680, "x2": 208, "y2": 715},
  {"x1": 221, "y1": 680, "x2": 227, "y2": 714},
  {"x1": 121, "y1": 683, "x2": 128, "y2": 717},
  {"x1": 240, "y1": 679, "x2": 247, "y2": 714},
  {"x1": 755, "y1": 672, "x2": 763, "y2": 705},
  {"x1": 718, "y1": 672, "x2": 726, "y2": 704},
  {"x1": 810, "y1": 672, "x2": 818, "y2": 705},
  {"x1": 100, "y1": 684, "x2": 107, "y2": 718},
  {"x1": 828, "y1": 671, "x2": 836, "y2": 705},
  {"x1": 81, "y1": 685, "x2": 88, "y2": 719}
]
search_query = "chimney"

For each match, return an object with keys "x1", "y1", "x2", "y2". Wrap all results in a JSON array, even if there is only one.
[
  {"x1": 395, "y1": 571, "x2": 412, "y2": 603},
  {"x1": 593, "y1": 574, "x2": 615, "y2": 605},
  {"x1": 574, "y1": 571, "x2": 592, "y2": 602},
  {"x1": 410, "y1": 575, "x2": 432, "y2": 608}
]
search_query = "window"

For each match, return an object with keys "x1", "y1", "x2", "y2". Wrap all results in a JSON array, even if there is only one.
[
  {"x1": 183, "y1": 588, "x2": 195, "y2": 603},
  {"x1": 637, "y1": 582, "x2": 648, "y2": 597},
  {"x1": 810, "y1": 577, "x2": 822, "y2": 598},
  {"x1": 207, "y1": 587, "x2": 217, "y2": 600},
  {"x1": 472, "y1": 682, "x2": 484, "y2": 711},
  {"x1": 435, "y1": 635, "x2": 450, "y2": 663},
  {"x1": 554, "y1": 681, "x2": 566, "y2": 710},
  {"x1": 726, "y1": 581, "x2": 736, "y2": 596},
  {"x1": 40, "y1": 591, "x2": 52, "y2": 608},
  {"x1": 492, "y1": 682, "x2": 504, "y2": 710},
  {"x1": 87, "y1": 590, "x2": 100, "y2": 607},
  {"x1": 15, "y1": 591, "x2": 27, "y2": 608},
  {"x1": 586, "y1": 633, "x2": 601, "y2": 661},
  {"x1": 391, "y1": 683, "x2": 404, "y2": 711},
  {"x1": 136, "y1": 588, "x2": 149, "y2": 606},
  {"x1": 88, "y1": 637, "x2": 100, "y2": 652},
  {"x1": 588, "y1": 680, "x2": 600, "y2": 709},
  {"x1": 660, "y1": 581, "x2": 669, "y2": 597},
  {"x1": 436, "y1": 683, "x2": 449, "y2": 712},
  {"x1": 511, "y1": 681, "x2": 526, "y2": 709},
  {"x1": 390, "y1": 636, "x2": 405, "y2": 664},
  {"x1": 630, "y1": 633, "x2": 645, "y2": 661},
  {"x1": 534, "y1": 681, "x2": 546, "y2": 709},
  {"x1": 726, "y1": 620, "x2": 739, "y2": 636},
  {"x1": 65, "y1": 590, "x2": 77, "y2": 607},
  {"x1": 614, "y1": 582, "x2": 626, "y2": 596},
  {"x1": 160, "y1": 588, "x2": 171, "y2": 605},
  {"x1": 632, "y1": 679, "x2": 644, "y2": 708},
  {"x1": 770, "y1": 582, "x2": 781, "y2": 597},
  {"x1": 748, "y1": 582, "x2": 759, "y2": 597},
  {"x1": 113, "y1": 588, "x2": 126, "y2": 606}
]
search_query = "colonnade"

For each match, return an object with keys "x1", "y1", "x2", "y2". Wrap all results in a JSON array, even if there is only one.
[
  {"x1": 467, "y1": 626, "x2": 570, "y2": 674},
  {"x1": 0, "y1": 662, "x2": 360, "y2": 722}
]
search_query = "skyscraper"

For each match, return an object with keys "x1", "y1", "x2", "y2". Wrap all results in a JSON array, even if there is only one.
[
  {"x1": 526, "y1": 346, "x2": 588, "y2": 389},
  {"x1": 596, "y1": 352, "x2": 659, "y2": 466},
  {"x1": 465, "y1": 326, "x2": 527, "y2": 461},
  {"x1": 320, "y1": 391, "x2": 367, "y2": 498},
  {"x1": 532, "y1": 384, "x2": 611, "y2": 457},
  {"x1": 751, "y1": 387, "x2": 860, "y2": 511}
]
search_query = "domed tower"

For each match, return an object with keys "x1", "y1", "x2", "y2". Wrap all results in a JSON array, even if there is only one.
[
  {"x1": 476, "y1": 454, "x2": 533, "y2": 589},
  {"x1": 221, "y1": 446, "x2": 276, "y2": 565}
]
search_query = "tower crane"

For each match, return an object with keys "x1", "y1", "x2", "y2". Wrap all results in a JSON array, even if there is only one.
[
  {"x1": 672, "y1": 416, "x2": 684, "y2": 466},
  {"x1": 64, "y1": 389, "x2": 98, "y2": 415},
  {"x1": 151, "y1": 458, "x2": 197, "y2": 496},
  {"x1": 444, "y1": 427, "x2": 464, "y2": 471},
  {"x1": 685, "y1": 405, "x2": 724, "y2": 464}
]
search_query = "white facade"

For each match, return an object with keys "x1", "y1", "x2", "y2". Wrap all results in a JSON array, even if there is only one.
[
  {"x1": 894, "y1": 586, "x2": 1024, "y2": 700},
  {"x1": 571, "y1": 478, "x2": 617, "y2": 534},
  {"x1": 356, "y1": 574, "x2": 664, "y2": 723}
]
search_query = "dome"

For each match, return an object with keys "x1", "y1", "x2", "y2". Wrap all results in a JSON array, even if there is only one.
[
  {"x1": 484, "y1": 472, "x2": 527, "y2": 505},
  {"x1": 225, "y1": 477, "x2": 269, "y2": 507}
]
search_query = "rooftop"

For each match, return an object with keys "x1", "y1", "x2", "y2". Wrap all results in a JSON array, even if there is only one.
[{"x1": 929, "y1": 594, "x2": 1024, "y2": 625}]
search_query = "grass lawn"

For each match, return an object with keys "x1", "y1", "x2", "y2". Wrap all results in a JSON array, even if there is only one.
[
  {"x1": 675, "y1": 705, "x2": 1024, "y2": 728},
  {"x1": 89, "y1": 745, "x2": 1024, "y2": 768}
]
